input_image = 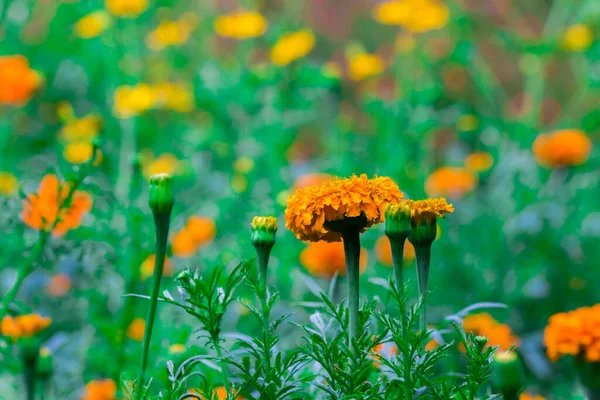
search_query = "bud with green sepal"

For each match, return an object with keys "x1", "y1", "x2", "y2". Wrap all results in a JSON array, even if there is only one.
[
  {"x1": 492, "y1": 351, "x2": 525, "y2": 400},
  {"x1": 384, "y1": 202, "x2": 411, "y2": 291},
  {"x1": 251, "y1": 216, "x2": 278, "y2": 285}
]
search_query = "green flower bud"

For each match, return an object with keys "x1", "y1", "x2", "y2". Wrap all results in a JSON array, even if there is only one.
[
  {"x1": 408, "y1": 213, "x2": 437, "y2": 246},
  {"x1": 492, "y1": 351, "x2": 525, "y2": 399},
  {"x1": 251, "y1": 216, "x2": 278, "y2": 248},
  {"x1": 384, "y1": 203, "x2": 411, "y2": 239},
  {"x1": 37, "y1": 347, "x2": 53, "y2": 380},
  {"x1": 149, "y1": 174, "x2": 174, "y2": 215}
]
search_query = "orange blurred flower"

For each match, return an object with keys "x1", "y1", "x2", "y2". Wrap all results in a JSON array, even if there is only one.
[
  {"x1": 300, "y1": 241, "x2": 368, "y2": 278},
  {"x1": 544, "y1": 304, "x2": 600, "y2": 362},
  {"x1": 0, "y1": 55, "x2": 41, "y2": 106},
  {"x1": 375, "y1": 235, "x2": 415, "y2": 266},
  {"x1": 0, "y1": 314, "x2": 51, "y2": 340},
  {"x1": 532, "y1": 129, "x2": 592, "y2": 168},
  {"x1": 48, "y1": 274, "x2": 71, "y2": 297},
  {"x1": 127, "y1": 318, "x2": 145, "y2": 341},
  {"x1": 464, "y1": 152, "x2": 494, "y2": 173},
  {"x1": 171, "y1": 216, "x2": 216, "y2": 258},
  {"x1": 463, "y1": 313, "x2": 520, "y2": 352},
  {"x1": 21, "y1": 174, "x2": 93, "y2": 237},
  {"x1": 140, "y1": 254, "x2": 173, "y2": 280},
  {"x1": 189, "y1": 387, "x2": 243, "y2": 400},
  {"x1": 81, "y1": 379, "x2": 117, "y2": 400},
  {"x1": 371, "y1": 339, "x2": 398, "y2": 368},
  {"x1": 520, "y1": 393, "x2": 546, "y2": 400},
  {"x1": 425, "y1": 167, "x2": 476, "y2": 198}
]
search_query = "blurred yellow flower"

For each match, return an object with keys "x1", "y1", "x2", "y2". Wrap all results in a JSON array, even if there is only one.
[
  {"x1": 464, "y1": 152, "x2": 494, "y2": 173},
  {"x1": 140, "y1": 254, "x2": 173, "y2": 280},
  {"x1": 0, "y1": 171, "x2": 18, "y2": 196},
  {"x1": 105, "y1": 0, "x2": 148, "y2": 18},
  {"x1": 169, "y1": 343, "x2": 187, "y2": 354},
  {"x1": 127, "y1": 318, "x2": 145, "y2": 341},
  {"x1": 457, "y1": 114, "x2": 479, "y2": 132},
  {"x1": 75, "y1": 11, "x2": 111, "y2": 39},
  {"x1": 561, "y1": 24, "x2": 593, "y2": 52},
  {"x1": 348, "y1": 53, "x2": 384, "y2": 81},
  {"x1": 270, "y1": 30, "x2": 315, "y2": 66},
  {"x1": 231, "y1": 174, "x2": 248, "y2": 193},
  {"x1": 214, "y1": 11, "x2": 267, "y2": 39},
  {"x1": 142, "y1": 153, "x2": 181, "y2": 180},
  {"x1": 373, "y1": 0, "x2": 449, "y2": 33},
  {"x1": 146, "y1": 17, "x2": 196, "y2": 51},
  {"x1": 113, "y1": 84, "x2": 156, "y2": 118},
  {"x1": 154, "y1": 82, "x2": 194, "y2": 112},
  {"x1": 63, "y1": 142, "x2": 102, "y2": 165},
  {"x1": 59, "y1": 113, "x2": 102, "y2": 142},
  {"x1": 233, "y1": 157, "x2": 255, "y2": 174}
]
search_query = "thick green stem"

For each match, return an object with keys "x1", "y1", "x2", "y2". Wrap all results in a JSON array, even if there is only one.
[
  {"x1": 414, "y1": 244, "x2": 431, "y2": 332},
  {"x1": 389, "y1": 238, "x2": 406, "y2": 293},
  {"x1": 0, "y1": 232, "x2": 49, "y2": 320},
  {"x1": 212, "y1": 336, "x2": 231, "y2": 397},
  {"x1": 254, "y1": 245, "x2": 273, "y2": 387},
  {"x1": 341, "y1": 229, "x2": 361, "y2": 351},
  {"x1": 135, "y1": 213, "x2": 170, "y2": 400},
  {"x1": 24, "y1": 363, "x2": 36, "y2": 400}
]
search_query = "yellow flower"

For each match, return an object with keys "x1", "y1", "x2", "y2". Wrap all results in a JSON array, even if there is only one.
[
  {"x1": 59, "y1": 113, "x2": 102, "y2": 142},
  {"x1": 457, "y1": 114, "x2": 479, "y2": 132},
  {"x1": 270, "y1": 30, "x2": 316, "y2": 66},
  {"x1": 127, "y1": 318, "x2": 145, "y2": 341},
  {"x1": 153, "y1": 82, "x2": 194, "y2": 112},
  {"x1": 140, "y1": 254, "x2": 173, "y2": 280},
  {"x1": 533, "y1": 129, "x2": 592, "y2": 168},
  {"x1": 75, "y1": 11, "x2": 111, "y2": 39},
  {"x1": 146, "y1": 18, "x2": 195, "y2": 51},
  {"x1": 464, "y1": 152, "x2": 494, "y2": 173},
  {"x1": 0, "y1": 314, "x2": 52, "y2": 340},
  {"x1": 561, "y1": 24, "x2": 593, "y2": 52},
  {"x1": 231, "y1": 174, "x2": 248, "y2": 193},
  {"x1": 63, "y1": 141, "x2": 102, "y2": 165},
  {"x1": 105, "y1": 0, "x2": 148, "y2": 18},
  {"x1": 348, "y1": 53, "x2": 384, "y2": 81},
  {"x1": 169, "y1": 343, "x2": 187, "y2": 354},
  {"x1": 405, "y1": 198, "x2": 454, "y2": 219},
  {"x1": 113, "y1": 84, "x2": 156, "y2": 118},
  {"x1": 233, "y1": 157, "x2": 255, "y2": 174},
  {"x1": 214, "y1": 11, "x2": 267, "y2": 39},
  {"x1": 142, "y1": 153, "x2": 181, "y2": 180},
  {"x1": 322, "y1": 61, "x2": 342, "y2": 80},
  {"x1": 285, "y1": 174, "x2": 403, "y2": 242},
  {"x1": 0, "y1": 171, "x2": 18, "y2": 196},
  {"x1": 373, "y1": 0, "x2": 449, "y2": 33}
]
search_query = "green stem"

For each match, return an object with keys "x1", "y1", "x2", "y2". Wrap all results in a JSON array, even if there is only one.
[
  {"x1": 341, "y1": 229, "x2": 361, "y2": 351},
  {"x1": 414, "y1": 244, "x2": 431, "y2": 332},
  {"x1": 0, "y1": 232, "x2": 49, "y2": 320},
  {"x1": 255, "y1": 245, "x2": 273, "y2": 387},
  {"x1": 24, "y1": 358, "x2": 37, "y2": 400},
  {"x1": 389, "y1": 237, "x2": 406, "y2": 293},
  {"x1": 212, "y1": 335, "x2": 231, "y2": 397},
  {"x1": 135, "y1": 213, "x2": 171, "y2": 400}
]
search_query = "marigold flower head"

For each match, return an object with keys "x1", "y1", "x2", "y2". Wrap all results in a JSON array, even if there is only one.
[
  {"x1": 141, "y1": 254, "x2": 173, "y2": 280},
  {"x1": 464, "y1": 152, "x2": 494, "y2": 173},
  {"x1": 81, "y1": 378, "x2": 117, "y2": 400},
  {"x1": 561, "y1": 24, "x2": 593, "y2": 52},
  {"x1": 348, "y1": 53, "x2": 384, "y2": 81},
  {"x1": 463, "y1": 313, "x2": 520, "y2": 352},
  {"x1": 0, "y1": 55, "x2": 41, "y2": 106},
  {"x1": 425, "y1": 167, "x2": 476, "y2": 198},
  {"x1": 75, "y1": 11, "x2": 111, "y2": 39},
  {"x1": 285, "y1": 174, "x2": 403, "y2": 242},
  {"x1": 271, "y1": 30, "x2": 315, "y2": 66},
  {"x1": 0, "y1": 314, "x2": 52, "y2": 341},
  {"x1": 214, "y1": 11, "x2": 267, "y2": 39},
  {"x1": 544, "y1": 304, "x2": 600, "y2": 362},
  {"x1": 375, "y1": 236, "x2": 415, "y2": 266},
  {"x1": 21, "y1": 174, "x2": 93, "y2": 237},
  {"x1": 105, "y1": 0, "x2": 148, "y2": 18},
  {"x1": 406, "y1": 198, "x2": 454, "y2": 220},
  {"x1": 300, "y1": 241, "x2": 368, "y2": 279},
  {"x1": 127, "y1": 318, "x2": 145, "y2": 341},
  {"x1": 0, "y1": 171, "x2": 19, "y2": 196},
  {"x1": 171, "y1": 216, "x2": 216, "y2": 257},
  {"x1": 532, "y1": 129, "x2": 592, "y2": 168}
]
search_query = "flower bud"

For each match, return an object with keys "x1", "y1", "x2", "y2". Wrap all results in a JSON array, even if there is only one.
[
  {"x1": 37, "y1": 347, "x2": 53, "y2": 380},
  {"x1": 408, "y1": 213, "x2": 437, "y2": 246},
  {"x1": 251, "y1": 216, "x2": 278, "y2": 248},
  {"x1": 148, "y1": 174, "x2": 174, "y2": 215},
  {"x1": 384, "y1": 203, "x2": 411, "y2": 239},
  {"x1": 492, "y1": 351, "x2": 525, "y2": 399}
]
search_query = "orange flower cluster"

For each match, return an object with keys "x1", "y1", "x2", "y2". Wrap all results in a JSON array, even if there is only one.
[
  {"x1": 371, "y1": 340, "x2": 398, "y2": 369},
  {"x1": 81, "y1": 378, "x2": 117, "y2": 400},
  {"x1": 520, "y1": 393, "x2": 546, "y2": 400},
  {"x1": 171, "y1": 216, "x2": 216, "y2": 257},
  {"x1": 462, "y1": 313, "x2": 520, "y2": 352},
  {"x1": 21, "y1": 174, "x2": 93, "y2": 237},
  {"x1": 285, "y1": 174, "x2": 403, "y2": 242},
  {"x1": 533, "y1": 129, "x2": 592, "y2": 168},
  {"x1": 300, "y1": 241, "x2": 368, "y2": 278},
  {"x1": 425, "y1": 167, "x2": 476, "y2": 198},
  {"x1": 127, "y1": 317, "x2": 145, "y2": 341},
  {"x1": 544, "y1": 304, "x2": 600, "y2": 362},
  {"x1": 1, "y1": 314, "x2": 52, "y2": 340},
  {"x1": 0, "y1": 55, "x2": 41, "y2": 106},
  {"x1": 405, "y1": 198, "x2": 455, "y2": 219},
  {"x1": 375, "y1": 236, "x2": 415, "y2": 266},
  {"x1": 140, "y1": 254, "x2": 173, "y2": 280}
]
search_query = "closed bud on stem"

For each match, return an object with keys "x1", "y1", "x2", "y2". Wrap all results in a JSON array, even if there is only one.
[
  {"x1": 148, "y1": 173, "x2": 174, "y2": 216},
  {"x1": 408, "y1": 213, "x2": 437, "y2": 246},
  {"x1": 384, "y1": 203, "x2": 411, "y2": 239},
  {"x1": 251, "y1": 216, "x2": 278, "y2": 248},
  {"x1": 492, "y1": 351, "x2": 525, "y2": 400}
]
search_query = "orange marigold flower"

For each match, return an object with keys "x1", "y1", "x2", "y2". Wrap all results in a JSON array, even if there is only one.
[
  {"x1": 171, "y1": 216, "x2": 216, "y2": 257},
  {"x1": 371, "y1": 339, "x2": 398, "y2": 369},
  {"x1": 285, "y1": 174, "x2": 403, "y2": 242},
  {"x1": 47, "y1": 274, "x2": 71, "y2": 297},
  {"x1": 81, "y1": 378, "x2": 117, "y2": 400},
  {"x1": 463, "y1": 313, "x2": 520, "y2": 352},
  {"x1": 425, "y1": 338, "x2": 439, "y2": 351},
  {"x1": 520, "y1": 393, "x2": 546, "y2": 400},
  {"x1": 464, "y1": 152, "x2": 494, "y2": 173},
  {"x1": 532, "y1": 129, "x2": 592, "y2": 168},
  {"x1": 127, "y1": 318, "x2": 145, "y2": 341},
  {"x1": 140, "y1": 254, "x2": 173, "y2": 280},
  {"x1": 405, "y1": 198, "x2": 454, "y2": 219},
  {"x1": 0, "y1": 55, "x2": 41, "y2": 106},
  {"x1": 375, "y1": 235, "x2": 415, "y2": 266},
  {"x1": 21, "y1": 174, "x2": 93, "y2": 237},
  {"x1": 300, "y1": 241, "x2": 368, "y2": 279},
  {"x1": 544, "y1": 304, "x2": 600, "y2": 362},
  {"x1": 425, "y1": 167, "x2": 476, "y2": 198},
  {"x1": 1, "y1": 314, "x2": 52, "y2": 340}
]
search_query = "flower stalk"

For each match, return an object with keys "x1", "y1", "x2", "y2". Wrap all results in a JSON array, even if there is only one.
[
  {"x1": 384, "y1": 203, "x2": 412, "y2": 293},
  {"x1": 135, "y1": 174, "x2": 174, "y2": 400}
]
